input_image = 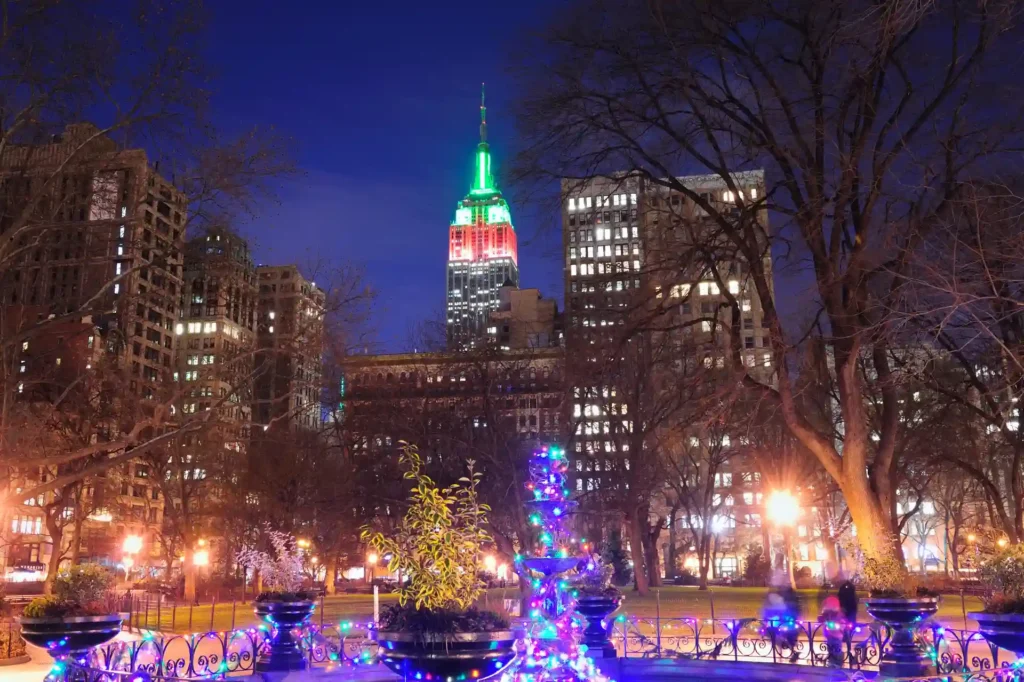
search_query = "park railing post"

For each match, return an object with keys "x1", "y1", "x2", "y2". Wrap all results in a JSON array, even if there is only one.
[
  {"x1": 188, "y1": 602, "x2": 193, "y2": 632},
  {"x1": 656, "y1": 589, "x2": 661, "y2": 656},
  {"x1": 210, "y1": 595, "x2": 216, "y2": 632},
  {"x1": 144, "y1": 595, "x2": 150, "y2": 630},
  {"x1": 156, "y1": 594, "x2": 162, "y2": 632},
  {"x1": 320, "y1": 593, "x2": 325, "y2": 628},
  {"x1": 172, "y1": 604, "x2": 177, "y2": 633},
  {"x1": 709, "y1": 589, "x2": 716, "y2": 635},
  {"x1": 231, "y1": 600, "x2": 237, "y2": 631}
]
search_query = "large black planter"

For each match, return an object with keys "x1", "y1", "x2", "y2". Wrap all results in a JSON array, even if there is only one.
[
  {"x1": 864, "y1": 597, "x2": 939, "y2": 678},
  {"x1": 376, "y1": 629, "x2": 517, "y2": 680},
  {"x1": 252, "y1": 599, "x2": 316, "y2": 672},
  {"x1": 969, "y1": 612, "x2": 1024, "y2": 655},
  {"x1": 575, "y1": 594, "x2": 622, "y2": 657},
  {"x1": 19, "y1": 613, "x2": 123, "y2": 680}
]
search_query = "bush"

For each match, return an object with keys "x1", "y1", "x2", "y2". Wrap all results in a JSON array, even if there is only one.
[
  {"x1": 601, "y1": 536, "x2": 633, "y2": 587},
  {"x1": 254, "y1": 590, "x2": 318, "y2": 603},
  {"x1": 980, "y1": 544, "x2": 1024, "y2": 613},
  {"x1": 53, "y1": 564, "x2": 113, "y2": 604},
  {"x1": 22, "y1": 565, "x2": 115, "y2": 619},
  {"x1": 378, "y1": 603, "x2": 509, "y2": 633}
]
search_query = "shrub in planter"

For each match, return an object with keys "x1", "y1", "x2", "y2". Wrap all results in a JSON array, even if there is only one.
[
  {"x1": 19, "y1": 565, "x2": 122, "y2": 663},
  {"x1": 861, "y1": 554, "x2": 938, "y2": 677},
  {"x1": 362, "y1": 444, "x2": 515, "y2": 680},
  {"x1": 970, "y1": 544, "x2": 1024, "y2": 654},
  {"x1": 237, "y1": 528, "x2": 317, "y2": 672},
  {"x1": 571, "y1": 559, "x2": 621, "y2": 657}
]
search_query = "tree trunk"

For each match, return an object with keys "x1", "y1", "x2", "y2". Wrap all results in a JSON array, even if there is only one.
[
  {"x1": 643, "y1": 519, "x2": 663, "y2": 587},
  {"x1": 325, "y1": 556, "x2": 337, "y2": 595},
  {"x1": 667, "y1": 512, "x2": 678, "y2": 581},
  {"x1": 842, "y1": 474, "x2": 904, "y2": 569},
  {"x1": 697, "y1": 534, "x2": 711, "y2": 590},
  {"x1": 69, "y1": 510, "x2": 85, "y2": 566},
  {"x1": 184, "y1": 548, "x2": 197, "y2": 604},
  {"x1": 43, "y1": 513, "x2": 64, "y2": 595},
  {"x1": 626, "y1": 509, "x2": 649, "y2": 595}
]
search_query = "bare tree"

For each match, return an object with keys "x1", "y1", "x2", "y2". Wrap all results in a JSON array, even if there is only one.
[{"x1": 512, "y1": 0, "x2": 1023, "y2": 570}]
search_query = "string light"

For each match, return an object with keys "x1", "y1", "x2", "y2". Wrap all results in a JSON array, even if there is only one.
[{"x1": 503, "y1": 445, "x2": 615, "y2": 682}]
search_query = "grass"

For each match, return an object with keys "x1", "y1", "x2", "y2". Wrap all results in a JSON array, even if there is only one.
[{"x1": 127, "y1": 586, "x2": 985, "y2": 635}]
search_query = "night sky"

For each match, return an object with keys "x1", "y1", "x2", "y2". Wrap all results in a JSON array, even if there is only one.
[{"x1": 204, "y1": 0, "x2": 561, "y2": 352}]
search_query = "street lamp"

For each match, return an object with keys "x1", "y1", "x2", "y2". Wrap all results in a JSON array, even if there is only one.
[
  {"x1": 483, "y1": 554, "x2": 497, "y2": 573},
  {"x1": 123, "y1": 535, "x2": 143, "y2": 554},
  {"x1": 766, "y1": 490, "x2": 800, "y2": 588},
  {"x1": 998, "y1": 538, "x2": 1009, "y2": 548},
  {"x1": 193, "y1": 549, "x2": 209, "y2": 567}
]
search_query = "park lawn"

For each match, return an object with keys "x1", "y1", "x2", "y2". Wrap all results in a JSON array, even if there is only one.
[{"x1": 128, "y1": 586, "x2": 985, "y2": 635}]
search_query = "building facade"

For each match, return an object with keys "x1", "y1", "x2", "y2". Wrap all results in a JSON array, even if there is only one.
[
  {"x1": 446, "y1": 89, "x2": 519, "y2": 350},
  {"x1": 0, "y1": 123, "x2": 186, "y2": 580},
  {"x1": 486, "y1": 284, "x2": 562, "y2": 351},
  {"x1": 254, "y1": 265, "x2": 326, "y2": 432}
]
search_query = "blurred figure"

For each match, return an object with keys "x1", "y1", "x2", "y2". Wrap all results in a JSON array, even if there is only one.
[
  {"x1": 763, "y1": 573, "x2": 802, "y2": 662},
  {"x1": 838, "y1": 580, "x2": 858, "y2": 624},
  {"x1": 819, "y1": 594, "x2": 845, "y2": 666}
]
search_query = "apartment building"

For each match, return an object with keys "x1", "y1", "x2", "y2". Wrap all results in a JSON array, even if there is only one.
[
  {"x1": 254, "y1": 265, "x2": 326, "y2": 432},
  {"x1": 0, "y1": 123, "x2": 187, "y2": 580},
  {"x1": 486, "y1": 283, "x2": 562, "y2": 351}
]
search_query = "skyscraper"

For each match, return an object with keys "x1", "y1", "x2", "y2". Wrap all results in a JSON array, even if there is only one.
[{"x1": 446, "y1": 86, "x2": 518, "y2": 350}]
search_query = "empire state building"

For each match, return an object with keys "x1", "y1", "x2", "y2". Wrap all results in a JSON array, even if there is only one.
[{"x1": 445, "y1": 86, "x2": 519, "y2": 350}]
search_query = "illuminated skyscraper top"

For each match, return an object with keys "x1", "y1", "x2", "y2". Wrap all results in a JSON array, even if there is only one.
[{"x1": 446, "y1": 85, "x2": 519, "y2": 350}]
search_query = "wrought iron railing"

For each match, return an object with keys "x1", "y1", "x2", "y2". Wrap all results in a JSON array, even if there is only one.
[
  {"x1": 61, "y1": 622, "x2": 378, "y2": 681},
  {"x1": 53, "y1": 616, "x2": 1023, "y2": 680},
  {"x1": 611, "y1": 617, "x2": 1019, "y2": 673}
]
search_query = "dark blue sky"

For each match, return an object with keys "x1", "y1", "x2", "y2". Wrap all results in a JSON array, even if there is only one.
[{"x1": 205, "y1": 0, "x2": 561, "y2": 352}]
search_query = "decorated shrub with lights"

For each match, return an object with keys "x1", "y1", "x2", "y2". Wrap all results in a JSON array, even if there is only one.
[
  {"x1": 361, "y1": 443, "x2": 515, "y2": 680},
  {"x1": 970, "y1": 543, "x2": 1024, "y2": 654},
  {"x1": 20, "y1": 565, "x2": 123, "y2": 680},
  {"x1": 237, "y1": 528, "x2": 317, "y2": 672}
]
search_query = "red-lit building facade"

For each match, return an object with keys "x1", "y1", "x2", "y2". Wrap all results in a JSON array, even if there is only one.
[{"x1": 446, "y1": 89, "x2": 519, "y2": 350}]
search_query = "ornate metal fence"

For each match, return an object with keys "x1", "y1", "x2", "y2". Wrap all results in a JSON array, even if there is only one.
[
  {"x1": 611, "y1": 617, "x2": 1018, "y2": 673},
  {"x1": 61, "y1": 622, "x2": 378, "y2": 681}
]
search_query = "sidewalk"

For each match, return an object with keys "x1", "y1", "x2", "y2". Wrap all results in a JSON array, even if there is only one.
[{"x1": 2, "y1": 630, "x2": 141, "y2": 682}]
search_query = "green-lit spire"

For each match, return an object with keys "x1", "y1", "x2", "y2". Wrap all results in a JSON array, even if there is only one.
[{"x1": 471, "y1": 82, "x2": 495, "y2": 194}]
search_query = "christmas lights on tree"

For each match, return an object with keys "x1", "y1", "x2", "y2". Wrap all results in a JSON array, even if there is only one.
[{"x1": 505, "y1": 445, "x2": 614, "y2": 682}]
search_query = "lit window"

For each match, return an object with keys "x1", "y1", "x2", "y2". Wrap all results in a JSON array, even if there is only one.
[
  {"x1": 568, "y1": 198, "x2": 576, "y2": 211},
  {"x1": 750, "y1": 188, "x2": 758, "y2": 200},
  {"x1": 268, "y1": 325, "x2": 274, "y2": 334},
  {"x1": 741, "y1": 299, "x2": 751, "y2": 312},
  {"x1": 113, "y1": 284, "x2": 120, "y2": 295},
  {"x1": 115, "y1": 262, "x2": 122, "y2": 275},
  {"x1": 671, "y1": 283, "x2": 691, "y2": 298},
  {"x1": 723, "y1": 190, "x2": 735, "y2": 202},
  {"x1": 702, "y1": 321, "x2": 712, "y2": 333},
  {"x1": 269, "y1": 311, "x2": 276, "y2": 320},
  {"x1": 728, "y1": 280, "x2": 739, "y2": 295},
  {"x1": 21, "y1": 341, "x2": 28, "y2": 351},
  {"x1": 17, "y1": 382, "x2": 23, "y2": 394},
  {"x1": 570, "y1": 264, "x2": 577, "y2": 277},
  {"x1": 175, "y1": 323, "x2": 184, "y2": 335}
]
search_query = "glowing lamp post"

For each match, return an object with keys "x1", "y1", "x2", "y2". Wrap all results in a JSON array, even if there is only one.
[
  {"x1": 193, "y1": 549, "x2": 209, "y2": 567},
  {"x1": 367, "y1": 552, "x2": 378, "y2": 584},
  {"x1": 766, "y1": 490, "x2": 800, "y2": 588},
  {"x1": 122, "y1": 535, "x2": 143, "y2": 582}
]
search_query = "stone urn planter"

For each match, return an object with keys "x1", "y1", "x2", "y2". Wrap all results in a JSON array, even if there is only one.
[
  {"x1": 969, "y1": 612, "x2": 1024, "y2": 656},
  {"x1": 864, "y1": 596, "x2": 939, "y2": 677},
  {"x1": 376, "y1": 629, "x2": 517, "y2": 680},
  {"x1": 575, "y1": 592, "x2": 622, "y2": 657},
  {"x1": 19, "y1": 613, "x2": 124, "y2": 679},
  {"x1": 252, "y1": 598, "x2": 316, "y2": 672}
]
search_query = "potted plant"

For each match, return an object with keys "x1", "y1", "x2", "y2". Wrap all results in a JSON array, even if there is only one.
[
  {"x1": 970, "y1": 543, "x2": 1024, "y2": 655},
  {"x1": 361, "y1": 444, "x2": 516, "y2": 681},
  {"x1": 19, "y1": 565, "x2": 122, "y2": 673},
  {"x1": 571, "y1": 558, "x2": 621, "y2": 657},
  {"x1": 237, "y1": 528, "x2": 317, "y2": 672},
  {"x1": 861, "y1": 555, "x2": 939, "y2": 677}
]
